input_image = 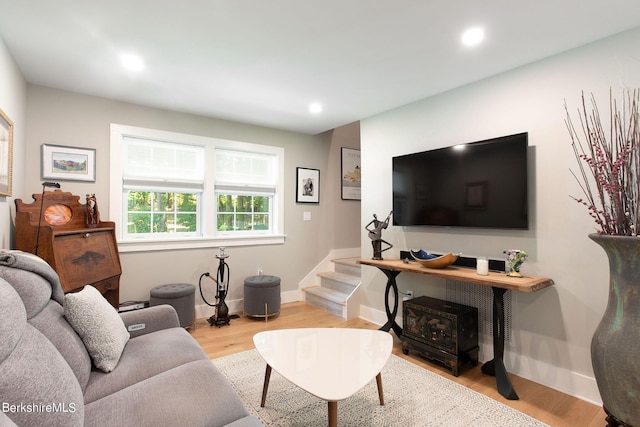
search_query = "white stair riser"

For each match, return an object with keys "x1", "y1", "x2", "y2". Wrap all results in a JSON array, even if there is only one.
[
  {"x1": 304, "y1": 292, "x2": 346, "y2": 317},
  {"x1": 320, "y1": 276, "x2": 358, "y2": 295},
  {"x1": 334, "y1": 263, "x2": 361, "y2": 276}
]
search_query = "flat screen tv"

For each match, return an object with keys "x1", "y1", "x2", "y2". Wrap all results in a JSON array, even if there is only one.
[{"x1": 392, "y1": 132, "x2": 528, "y2": 229}]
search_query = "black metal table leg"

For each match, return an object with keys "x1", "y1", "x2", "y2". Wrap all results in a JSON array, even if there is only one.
[
  {"x1": 377, "y1": 269, "x2": 403, "y2": 337},
  {"x1": 481, "y1": 286, "x2": 519, "y2": 400}
]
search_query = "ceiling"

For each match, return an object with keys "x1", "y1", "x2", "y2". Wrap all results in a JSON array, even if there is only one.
[{"x1": 1, "y1": 1, "x2": 640, "y2": 135}]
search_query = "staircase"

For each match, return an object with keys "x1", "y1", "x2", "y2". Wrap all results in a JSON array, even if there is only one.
[{"x1": 302, "y1": 257, "x2": 361, "y2": 320}]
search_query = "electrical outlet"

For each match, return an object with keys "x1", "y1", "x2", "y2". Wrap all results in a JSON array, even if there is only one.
[{"x1": 406, "y1": 290, "x2": 414, "y2": 299}]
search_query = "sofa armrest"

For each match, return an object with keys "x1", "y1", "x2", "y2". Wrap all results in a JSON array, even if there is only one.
[{"x1": 119, "y1": 305, "x2": 180, "y2": 338}]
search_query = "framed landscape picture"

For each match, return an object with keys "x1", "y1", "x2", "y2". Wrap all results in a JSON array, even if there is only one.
[
  {"x1": 0, "y1": 108, "x2": 13, "y2": 196},
  {"x1": 296, "y1": 167, "x2": 320, "y2": 203},
  {"x1": 42, "y1": 144, "x2": 96, "y2": 182}
]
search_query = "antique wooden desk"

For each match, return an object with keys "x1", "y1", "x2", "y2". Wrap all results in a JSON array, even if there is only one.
[
  {"x1": 15, "y1": 190, "x2": 122, "y2": 308},
  {"x1": 358, "y1": 258, "x2": 554, "y2": 400}
]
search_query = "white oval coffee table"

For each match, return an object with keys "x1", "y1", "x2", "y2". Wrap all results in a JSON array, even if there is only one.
[{"x1": 253, "y1": 328, "x2": 393, "y2": 427}]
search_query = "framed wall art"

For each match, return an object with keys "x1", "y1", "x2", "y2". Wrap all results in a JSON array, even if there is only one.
[
  {"x1": 0, "y1": 108, "x2": 14, "y2": 197},
  {"x1": 42, "y1": 144, "x2": 96, "y2": 182},
  {"x1": 341, "y1": 147, "x2": 361, "y2": 200},
  {"x1": 296, "y1": 167, "x2": 320, "y2": 203}
]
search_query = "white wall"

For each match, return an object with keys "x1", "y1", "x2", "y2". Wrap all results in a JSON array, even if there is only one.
[
  {"x1": 0, "y1": 38, "x2": 26, "y2": 249},
  {"x1": 19, "y1": 85, "x2": 360, "y2": 311},
  {"x1": 360, "y1": 27, "x2": 640, "y2": 404}
]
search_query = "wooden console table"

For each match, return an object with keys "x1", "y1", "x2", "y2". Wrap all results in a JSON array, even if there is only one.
[{"x1": 358, "y1": 258, "x2": 554, "y2": 400}]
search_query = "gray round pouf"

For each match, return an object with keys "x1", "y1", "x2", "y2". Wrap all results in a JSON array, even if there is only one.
[
  {"x1": 149, "y1": 283, "x2": 195, "y2": 328},
  {"x1": 244, "y1": 275, "x2": 281, "y2": 320}
]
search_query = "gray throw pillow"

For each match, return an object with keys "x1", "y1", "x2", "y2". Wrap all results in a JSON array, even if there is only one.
[{"x1": 64, "y1": 285, "x2": 129, "y2": 372}]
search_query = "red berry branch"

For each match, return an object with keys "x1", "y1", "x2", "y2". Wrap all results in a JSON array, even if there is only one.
[{"x1": 565, "y1": 89, "x2": 640, "y2": 236}]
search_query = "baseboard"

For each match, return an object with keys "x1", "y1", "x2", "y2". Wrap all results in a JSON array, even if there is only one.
[
  {"x1": 510, "y1": 348, "x2": 602, "y2": 405},
  {"x1": 281, "y1": 289, "x2": 302, "y2": 304},
  {"x1": 195, "y1": 290, "x2": 300, "y2": 320},
  {"x1": 358, "y1": 303, "x2": 602, "y2": 406}
]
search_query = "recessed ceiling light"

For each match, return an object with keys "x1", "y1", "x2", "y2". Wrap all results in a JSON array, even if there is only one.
[
  {"x1": 461, "y1": 27, "x2": 485, "y2": 47},
  {"x1": 120, "y1": 53, "x2": 144, "y2": 71},
  {"x1": 309, "y1": 102, "x2": 323, "y2": 114}
]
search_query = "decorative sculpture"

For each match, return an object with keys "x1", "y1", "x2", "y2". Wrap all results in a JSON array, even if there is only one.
[
  {"x1": 504, "y1": 249, "x2": 527, "y2": 277},
  {"x1": 85, "y1": 194, "x2": 100, "y2": 227},
  {"x1": 366, "y1": 211, "x2": 393, "y2": 260}
]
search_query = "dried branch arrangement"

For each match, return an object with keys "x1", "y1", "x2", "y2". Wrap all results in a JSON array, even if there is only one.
[{"x1": 565, "y1": 89, "x2": 640, "y2": 236}]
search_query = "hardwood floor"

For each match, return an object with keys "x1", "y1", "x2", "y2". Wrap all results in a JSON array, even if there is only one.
[{"x1": 190, "y1": 301, "x2": 606, "y2": 427}]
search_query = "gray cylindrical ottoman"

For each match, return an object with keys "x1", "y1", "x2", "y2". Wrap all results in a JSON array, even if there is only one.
[
  {"x1": 149, "y1": 283, "x2": 195, "y2": 328},
  {"x1": 244, "y1": 275, "x2": 281, "y2": 321}
]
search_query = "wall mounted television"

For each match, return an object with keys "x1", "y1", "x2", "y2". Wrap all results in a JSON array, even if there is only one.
[{"x1": 392, "y1": 132, "x2": 528, "y2": 229}]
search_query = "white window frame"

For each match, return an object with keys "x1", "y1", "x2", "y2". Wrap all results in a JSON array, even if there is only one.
[{"x1": 110, "y1": 124, "x2": 285, "y2": 253}]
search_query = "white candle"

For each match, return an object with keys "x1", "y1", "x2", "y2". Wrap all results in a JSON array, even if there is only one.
[{"x1": 477, "y1": 257, "x2": 489, "y2": 275}]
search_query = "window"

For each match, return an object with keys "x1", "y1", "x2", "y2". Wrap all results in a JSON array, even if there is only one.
[
  {"x1": 122, "y1": 137, "x2": 204, "y2": 238},
  {"x1": 214, "y1": 148, "x2": 276, "y2": 234},
  {"x1": 110, "y1": 124, "x2": 285, "y2": 252},
  {"x1": 127, "y1": 191, "x2": 199, "y2": 235},
  {"x1": 217, "y1": 194, "x2": 270, "y2": 232}
]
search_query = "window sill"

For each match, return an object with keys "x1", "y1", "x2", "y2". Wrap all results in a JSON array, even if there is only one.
[{"x1": 117, "y1": 234, "x2": 286, "y2": 253}]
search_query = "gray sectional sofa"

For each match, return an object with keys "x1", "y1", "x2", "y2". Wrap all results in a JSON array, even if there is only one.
[{"x1": 0, "y1": 250, "x2": 262, "y2": 427}]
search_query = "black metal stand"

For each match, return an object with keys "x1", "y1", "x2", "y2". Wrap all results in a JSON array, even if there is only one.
[
  {"x1": 480, "y1": 286, "x2": 519, "y2": 400},
  {"x1": 204, "y1": 248, "x2": 232, "y2": 328},
  {"x1": 377, "y1": 269, "x2": 403, "y2": 337},
  {"x1": 207, "y1": 289, "x2": 230, "y2": 327}
]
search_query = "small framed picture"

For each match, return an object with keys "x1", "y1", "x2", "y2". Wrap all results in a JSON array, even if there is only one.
[
  {"x1": 341, "y1": 147, "x2": 361, "y2": 200},
  {"x1": 0, "y1": 108, "x2": 14, "y2": 197},
  {"x1": 42, "y1": 144, "x2": 96, "y2": 182},
  {"x1": 296, "y1": 167, "x2": 320, "y2": 203}
]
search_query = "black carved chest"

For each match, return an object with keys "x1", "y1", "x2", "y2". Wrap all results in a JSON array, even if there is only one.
[{"x1": 402, "y1": 296, "x2": 479, "y2": 376}]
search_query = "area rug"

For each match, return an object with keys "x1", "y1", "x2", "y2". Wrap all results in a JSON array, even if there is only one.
[{"x1": 212, "y1": 349, "x2": 548, "y2": 427}]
